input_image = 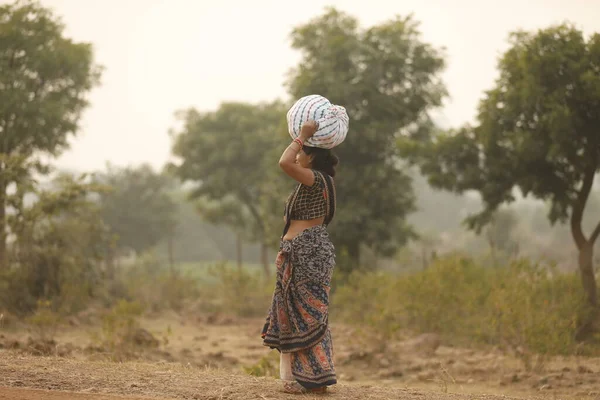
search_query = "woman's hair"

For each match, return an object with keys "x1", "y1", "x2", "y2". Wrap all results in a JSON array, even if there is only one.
[{"x1": 303, "y1": 146, "x2": 339, "y2": 177}]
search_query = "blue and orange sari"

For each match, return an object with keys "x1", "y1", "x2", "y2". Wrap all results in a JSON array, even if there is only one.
[{"x1": 261, "y1": 171, "x2": 337, "y2": 390}]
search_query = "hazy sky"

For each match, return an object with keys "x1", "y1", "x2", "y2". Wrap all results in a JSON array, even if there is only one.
[{"x1": 27, "y1": 0, "x2": 600, "y2": 172}]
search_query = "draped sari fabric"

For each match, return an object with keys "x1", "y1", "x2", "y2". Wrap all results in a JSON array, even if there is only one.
[{"x1": 261, "y1": 226, "x2": 337, "y2": 389}]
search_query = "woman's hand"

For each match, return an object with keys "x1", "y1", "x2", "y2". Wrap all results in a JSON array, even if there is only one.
[{"x1": 299, "y1": 120, "x2": 319, "y2": 142}]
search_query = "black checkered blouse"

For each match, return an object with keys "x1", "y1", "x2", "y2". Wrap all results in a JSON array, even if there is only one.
[{"x1": 285, "y1": 170, "x2": 328, "y2": 220}]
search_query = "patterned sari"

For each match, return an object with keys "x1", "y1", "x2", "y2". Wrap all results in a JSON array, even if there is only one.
[
  {"x1": 261, "y1": 226, "x2": 337, "y2": 389},
  {"x1": 261, "y1": 171, "x2": 337, "y2": 390}
]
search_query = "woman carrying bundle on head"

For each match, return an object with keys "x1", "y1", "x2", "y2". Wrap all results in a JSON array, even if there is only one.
[{"x1": 261, "y1": 95, "x2": 349, "y2": 395}]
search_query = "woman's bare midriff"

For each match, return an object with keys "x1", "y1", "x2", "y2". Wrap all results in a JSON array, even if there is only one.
[{"x1": 283, "y1": 217, "x2": 325, "y2": 241}]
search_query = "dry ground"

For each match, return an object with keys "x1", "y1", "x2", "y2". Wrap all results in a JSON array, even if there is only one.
[
  {"x1": 0, "y1": 351, "x2": 541, "y2": 400},
  {"x1": 0, "y1": 387, "x2": 159, "y2": 400},
  {"x1": 1, "y1": 312, "x2": 599, "y2": 399}
]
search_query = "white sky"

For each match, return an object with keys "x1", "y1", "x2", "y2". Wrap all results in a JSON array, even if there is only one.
[{"x1": 28, "y1": 0, "x2": 600, "y2": 172}]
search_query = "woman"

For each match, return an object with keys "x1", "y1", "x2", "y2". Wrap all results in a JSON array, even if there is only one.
[{"x1": 261, "y1": 119, "x2": 340, "y2": 394}]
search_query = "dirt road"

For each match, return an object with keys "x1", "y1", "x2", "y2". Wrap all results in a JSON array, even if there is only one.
[
  {"x1": 0, "y1": 351, "x2": 545, "y2": 400},
  {"x1": 0, "y1": 387, "x2": 164, "y2": 400}
]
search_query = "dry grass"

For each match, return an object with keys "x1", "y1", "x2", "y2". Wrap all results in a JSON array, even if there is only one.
[
  {"x1": 0, "y1": 350, "x2": 542, "y2": 400},
  {"x1": 0, "y1": 387, "x2": 160, "y2": 400}
]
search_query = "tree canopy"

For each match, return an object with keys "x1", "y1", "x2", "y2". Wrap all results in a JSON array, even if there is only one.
[
  {"x1": 286, "y1": 8, "x2": 447, "y2": 268},
  {"x1": 169, "y1": 101, "x2": 289, "y2": 274},
  {"x1": 0, "y1": 0, "x2": 101, "y2": 268},
  {"x1": 94, "y1": 164, "x2": 178, "y2": 255},
  {"x1": 403, "y1": 23, "x2": 600, "y2": 338}
]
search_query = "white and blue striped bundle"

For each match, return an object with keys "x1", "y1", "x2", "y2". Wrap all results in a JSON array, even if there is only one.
[{"x1": 286, "y1": 94, "x2": 349, "y2": 149}]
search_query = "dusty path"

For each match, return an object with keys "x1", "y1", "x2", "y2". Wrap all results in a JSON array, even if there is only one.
[
  {"x1": 0, "y1": 351, "x2": 543, "y2": 400},
  {"x1": 0, "y1": 387, "x2": 163, "y2": 400}
]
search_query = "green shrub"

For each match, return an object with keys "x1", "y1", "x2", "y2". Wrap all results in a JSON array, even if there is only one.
[
  {"x1": 114, "y1": 256, "x2": 274, "y2": 319},
  {"x1": 332, "y1": 270, "x2": 399, "y2": 337},
  {"x1": 397, "y1": 255, "x2": 493, "y2": 339},
  {"x1": 333, "y1": 255, "x2": 594, "y2": 360},
  {"x1": 98, "y1": 299, "x2": 144, "y2": 354},
  {"x1": 0, "y1": 268, "x2": 37, "y2": 316},
  {"x1": 486, "y1": 260, "x2": 587, "y2": 357},
  {"x1": 56, "y1": 281, "x2": 94, "y2": 315},
  {"x1": 206, "y1": 264, "x2": 274, "y2": 318},
  {"x1": 26, "y1": 300, "x2": 61, "y2": 342},
  {"x1": 119, "y1": 254, "x2": 200, "y2": 313}
]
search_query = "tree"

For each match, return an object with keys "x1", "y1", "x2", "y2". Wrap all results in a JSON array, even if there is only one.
[
  {"x1": 403, "y1": 24, "x2": 600, "y2": 339},
  {"x1": 484, "y1": 209, "x2": 519, "y2": 264},
  {"x1": 2, "y1": 173, "x2": 112, "y2": 315},
  {"x1": 196, "y1": 196, "x2": 249, "y2": 270},
  {"x1": 286, "y1": 8, "x2": 447, "y2": 269},
  {"x1": 170, "y1": 101, "x2": 289, "y2": 276},
  {"x1": 0, "y1": 0, "x2": 101, "y2": 269},
  {"x1": 94, "y1": 164, "x2": 178, "y2": 263},
  {"x1": 152, "y1": 192, "x2": 248, "y2": 265}
]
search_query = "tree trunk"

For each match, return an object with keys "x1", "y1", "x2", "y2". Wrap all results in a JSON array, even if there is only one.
[
  {"x1": 167, "y1": 232, "x2": 175, "y2": 274},
  {"x1": 346, "y1": 244, "x2": 361, "y2": 272},
  {"x1": 579, "y1": 243, "x2": 598, "y2": 308},
  {"x1": 575, "y1": 242, "x2": 599, "y2": 341},
  {"x1": 236, "y1": 233, "x2": 243, "y2": 270},
  {"x1": 0, "y1": 185, "x2": 6, "y2": 271},
  {"x1": 487, "y1": 232, "x2": 497, "y2": 266},
  {"x1": 570, "y1": 167, "x2": 599, "y2": 341},
  {"x1": 349, "y1": 244, "x2": 360, "y2": 263},
  {"x1": 261, "y1": 243, "x2": 270, "y2": 278},
  {"x1": 105, "y1": 243, "x2": 115, "y2": 281}
]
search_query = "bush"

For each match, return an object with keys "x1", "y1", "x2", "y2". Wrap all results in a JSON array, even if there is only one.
[
  {"x1": 1, "y1": 175, "x2": 112, "y2": 317},
  {"x1": 205, "y1": 264, "x2": 274, "y2": 318},
  {"x1": 26, "y1": 300, "x2": 61, "y2": 342},
  {"x1": 397, "y1": 255, "x2": 493, "y2": 339},
  {"x1": 0, "y1": 268, "x2": 37, "y2": 316},
  {"x1": 486, "y1": 261, "x2": 587, "y2": 358},
  {"x1": 331, "y1": 270, "x2": 399, "y2": 337},
  {"x1": 333, "y1": 255, "x2": 593, "y2": 360},
  {"x1": 97, "y1": 299, "x2": 145, "y2": 355},
  {"x1": 118, "y1": 254, "x2": 200, "y2": 313},
  {"x1": 117, "y1": 257, "x2": 273, "y2": 319}
]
